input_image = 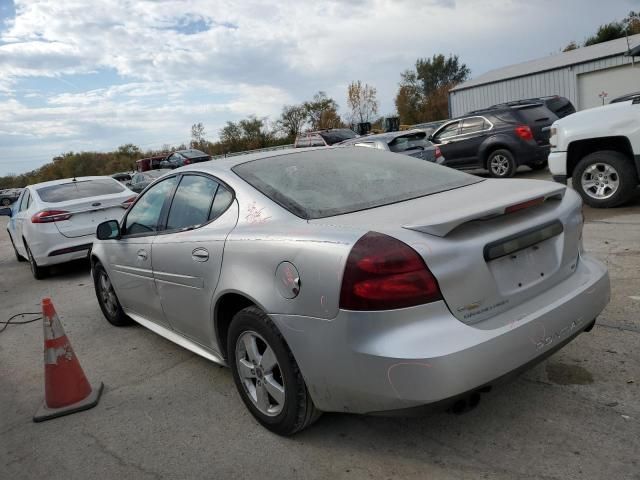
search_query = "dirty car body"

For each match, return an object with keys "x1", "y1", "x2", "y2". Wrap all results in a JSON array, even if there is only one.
[{"x1": 90, "y1": 148, "x2": 610, "y2": 432}]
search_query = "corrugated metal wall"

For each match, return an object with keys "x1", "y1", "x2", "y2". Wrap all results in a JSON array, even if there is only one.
[{"x1": 449, "y1": 55, "x2": 635, "y2": 117}]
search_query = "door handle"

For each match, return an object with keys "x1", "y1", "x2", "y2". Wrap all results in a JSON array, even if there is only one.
[
  {"x1": 192, "y1": 248, "x2": 209, "y2": 262},
  {"x1": 137, "y1": 249, "x2": 148, "y2": 260}
]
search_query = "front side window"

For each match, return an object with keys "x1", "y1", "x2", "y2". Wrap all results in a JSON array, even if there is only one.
[
  {"x1": 124, "y1": 176, "x2": 178, "y2": 235},
  {"x1": 434, "y1": 121, "x2": 460, "y2": 141},
  {"x1": 166, "y1": 175, "x2": 219, "y2": 231}
]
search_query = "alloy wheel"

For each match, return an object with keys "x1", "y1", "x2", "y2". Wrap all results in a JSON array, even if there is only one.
[
  {"x1": 99, "y1": 271, "x2": 119, "y2": 318},
  {"x1": 235, "y1": 331, "x2": 285, "y2": 417},
  {"x1": 581, "y1": 162, "x2": 620, "y2": 200},
  {"x1": 1, "y1": 198, "x2": 10, "y2": 206},
  {"x1": 490, "y1": 154, "x2": 510, "y2": 176}
]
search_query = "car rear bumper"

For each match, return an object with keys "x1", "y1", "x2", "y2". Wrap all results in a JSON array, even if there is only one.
[
  {"x1": 515, "y1": 144, "x2": 550, "y2": 166},
  {"x1": 271, "y1": 254, "x2": 609, "y2": 414},
  {"x1": 28, "y1": 226, "x2": 93, "y2": 266}
]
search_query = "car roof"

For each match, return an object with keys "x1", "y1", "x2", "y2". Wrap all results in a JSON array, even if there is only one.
[{"x1": 341, "y1": 129, "x2": 427, "y2": 143}]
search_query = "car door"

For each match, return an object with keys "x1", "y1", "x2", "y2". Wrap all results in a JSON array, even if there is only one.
[
  {"x1": 9, "y1": 189, "x2": 29, "y2": 256},
  {"x1": 152, "y1": 173, "x2": 237, "y2": 348},
  {"x1": 105, "y1": 175, "x2": 179, "y2": 327},
  {"x1": 431, "y1": 121, "x2": 465, "y2": 167},
  {"x1": 454, "y1": 116, "x2": 493, "y2": 167}
]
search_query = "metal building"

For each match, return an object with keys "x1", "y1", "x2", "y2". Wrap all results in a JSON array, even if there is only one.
[{"x1": 449, "y1": 33, "x2": 640, "y2": 118}]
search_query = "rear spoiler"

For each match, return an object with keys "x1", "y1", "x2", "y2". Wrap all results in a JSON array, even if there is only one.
[{"x1": 403, "y1": 185, "x2": 566, "y2": 237}]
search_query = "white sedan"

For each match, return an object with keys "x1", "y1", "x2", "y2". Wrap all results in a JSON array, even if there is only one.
[{"x1": 0, "y1": 176, "x2": 136, "y2": 279}]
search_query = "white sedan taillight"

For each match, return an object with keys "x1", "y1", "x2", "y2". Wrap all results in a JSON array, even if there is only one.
[
  {"x1": 31, "y1": 210, "x2": 72, "y2": 223},
  {"x1": 120, "y1": 196, "x2": 137, "y2": 209}
]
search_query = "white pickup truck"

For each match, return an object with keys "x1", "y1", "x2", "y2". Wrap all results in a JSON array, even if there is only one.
[{"x1": 548, "y1": 98, "x2": 640, "y2": 208}]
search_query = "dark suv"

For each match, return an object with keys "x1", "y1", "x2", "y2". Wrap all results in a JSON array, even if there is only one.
[
  {"x1": 429, "y1": 104, "x2": 558, "y2": 177},
  {"x1": 294, "y1": 129, "x2": 358, "y2": 148},
  {"x1": 471, "y1": 96, "x2": 575, "y2": 119}
]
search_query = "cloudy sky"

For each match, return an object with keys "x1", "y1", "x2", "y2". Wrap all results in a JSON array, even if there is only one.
[{"x1": 0, "y1": 0, "x2": 636, "y2": 175}]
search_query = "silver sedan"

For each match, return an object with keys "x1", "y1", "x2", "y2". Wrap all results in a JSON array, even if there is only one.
[{"x1": 91, "y1": 147, "x2": 610, "y2": 435}]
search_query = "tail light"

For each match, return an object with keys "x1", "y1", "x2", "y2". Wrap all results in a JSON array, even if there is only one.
[
  {"x1": 121, "y1": 195, "x2": 137, "y2": 209},
  {"x1": 434, "y1": 146, "x2": 442, "y2": 159},
  {"x1": 31, "y1": 210, "x2": 72, "y2": 223},
  {"x1": 514, "y1": 125, "x2": 534, "y2": 141},
  {"x1": 184, "y1": 159, "x2": 191, "y2": 165},
  {"x1": 340, "y1": 232, "x2": 442, "y2": 310}
]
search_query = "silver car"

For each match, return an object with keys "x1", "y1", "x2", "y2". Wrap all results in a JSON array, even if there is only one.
[
  {"x1": 338, "y1": 129, "x2": 444, "y2": 163},
  {"x1": 91, "y1": 148, "x2": 610, "y2": 435}
]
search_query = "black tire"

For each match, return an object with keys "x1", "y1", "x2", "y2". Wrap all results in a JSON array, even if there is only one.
[
  {"x1": 529, "y1": 160, "x2": 548, "y2": 171},
  {"x1": 228, "y1": 306, "x2": 321, "y2": 435},
  {"x1": 487, "y1": 149, "x2": 517, "y2": 178},
  {"x1": 92, "y1": 262, "x2": 133, "y2": 326},
  {"x1": 9, "y1": 233, "x2": 26, "y2": 262},
  {"x1": 1, "y1": 198, "x2": 11, "y2": 206},
  {"x1": 572, "y1": 151, "x2": 638, "y2": 208},
  {"x1": 25, "y1": 242, "x2": 47, "y2": 280}
]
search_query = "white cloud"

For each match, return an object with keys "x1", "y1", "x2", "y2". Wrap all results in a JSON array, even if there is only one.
[{"x1": 0, "y1": 0, "x2": 636, "y2": 175}]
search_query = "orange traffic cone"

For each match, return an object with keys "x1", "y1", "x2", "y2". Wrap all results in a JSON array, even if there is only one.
[{"x1": 33, "y1": 298, "x2": 103, "y2": 422}]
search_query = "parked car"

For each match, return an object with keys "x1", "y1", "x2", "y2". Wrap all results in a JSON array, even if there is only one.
[
  {"x1": 0, "y1": 188, "x2": 22, "y2": 206},
  {"x1": 548, "y1": 97, "x2": 640, "y2": 208},
  {"x1": 429, "y1": 104, "x2": 558, "y2": 177},
  {"x1": 160, "y1": 149, "x2": 211, "y2": 169},
  {"x1": 129, "y1": 169, "x2": 172, "y2": 193},
  {"x1": 338, "y1": 130, "x2": 444, "y2": 163},
  {"x1": 470, "y1": 96, "x2": 576, "y2": 119},
  {"x1": 90, "y1": 147, "x2": 609, "y2": 435},
  {"x1": 136, "y1": 155, "x2": 167, "y2": 172},
  {"x1": 294, "y1": 129, "x2": 358, "y2": 148},
  {"x1": 111, "y1": 172, "x2": 133, "y2": 186},
  {"x1": 0, "y1": 176, "x2": 136, "y2": 279},
  {"x1": 409, "y1": 120, "x2": 446, "y2": 137}
]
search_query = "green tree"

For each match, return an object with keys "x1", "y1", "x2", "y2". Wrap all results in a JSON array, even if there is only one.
[
  {"x1": 277, "y1": 104, "x2": 308, "y2": 139},
  {"x1": 304, "y1": 91, "x2": 342, "y2": 130}
]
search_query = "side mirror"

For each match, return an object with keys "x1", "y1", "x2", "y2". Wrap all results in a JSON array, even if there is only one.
[
  {"x1": 0, "y1": 207, "x2": 12, "y2": 217},
  {"x1": 427, "y1": 135, "x2": 435, "y2": 142},
  {"x1": 96, "y1": 220, "x2": 121, "y2": 240}
]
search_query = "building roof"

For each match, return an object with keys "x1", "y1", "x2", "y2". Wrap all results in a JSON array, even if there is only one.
[{"x1": 451, "y1": 33, "x2": 640, "y2": 92}]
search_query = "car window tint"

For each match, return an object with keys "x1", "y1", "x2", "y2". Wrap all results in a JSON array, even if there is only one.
[
  {"x1": 209, "y1": 184, "x2": 233, "y2": 220},
  {"x1": 435, "y1": 121, "x2": 460, "y2": 140},
  {"x1": 125, "y1": 176, "x2": 177, "y2": 235},
  {"x1": 233, "y1": 148, "x2": 482, "y2": 219},
  {"x1": 37, "y1": 179, "x2": 125, "y2": 203},
  {"x1": 460, "y1": 117, "x2": 486, "y2": 134},
  {"x1": 166, "y1": 175, "x2": 219, "y2": 230}
]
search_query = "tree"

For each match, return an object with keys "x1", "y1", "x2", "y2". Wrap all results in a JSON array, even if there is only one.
[
  {"x1": 277, "y1": 104, "x2": 308, "y2": 139},
  {"x1": 563, "y1": 41, "x2": 578, "y2": 52},
  {"x1": 304, "y1": 91, "x2": 342, "y2": 130},
  {"x1": 395, "y1": 54, "x2": 470, "y2": 124},
  {"x1": 347, "y1": 80, "x2": 379, "y2": 125},
  {"x1": 579, "y1": 11, "x2": 640, "y2": 47},
  {"x1": 190, "y1": 122, "x2": 206, "y2": 149}
]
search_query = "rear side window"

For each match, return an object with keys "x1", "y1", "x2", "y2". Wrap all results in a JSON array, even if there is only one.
[
  {"x1": 295, "y1": 137, "x2": 310, "y2": 148},
  {"x1": 19, "y1": 190, "x2": 30, "y2": 212},
  {"x1": 309, "y1": 135, "x2": 326, "y2": 147},
  {"x1": 460, "y1": 117, "x2": 487, "y2": 134},
  {"x1": 209, "y1": 185, "x2": 233, "y2": 220},
  {"x1": 37, "y1": 179, "x2": 125, "y2": 203},
  {"x1": 233, "y1": 149, "x2": 481, "y2": 219},
  {"x1": 388, "y1": 133, "x2": 431, "y2": 153},
  {"x1": 166, "y1": 175, "x2": 219, "y2": 230}
]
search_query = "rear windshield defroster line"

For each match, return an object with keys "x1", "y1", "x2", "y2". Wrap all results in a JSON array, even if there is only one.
[{"x1": 232, "y1": 149, "x2": 482, "y2": 220}]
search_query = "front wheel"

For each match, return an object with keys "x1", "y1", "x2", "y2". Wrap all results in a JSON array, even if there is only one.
[
  {"x1": 93, "y1": 262, "x2": 133, "y2": 326},
  {"x1": 573, "y1": 151, "x2": 637, "y2": 208},
  {"x1": 228, "y1": 306, "x2": 321, "y2": 435},
  {"x1": 1, "y1": 198, "x2": 11, "y2": 206},
  {"x1": 487, "y1": 149, "x2": 517, "y2": 178}
]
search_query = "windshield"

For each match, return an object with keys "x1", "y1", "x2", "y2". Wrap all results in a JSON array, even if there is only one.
[
  {"x1": 388, "y1": 133, "x2": 432, "y2": 153},
  {"x1": 319, "y1": 129, "x2": 357, "y2": 145},
  {"x1": 37, "y1": 179, "x2": 125, "y2": 203},
  {"x1": 233, "y1": 149, "x2": 481, "y2": 219}
]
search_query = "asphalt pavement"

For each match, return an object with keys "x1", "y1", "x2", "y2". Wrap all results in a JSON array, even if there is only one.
[{"x1": 1, "y1": 170, "x2": 639, "y2": 480}]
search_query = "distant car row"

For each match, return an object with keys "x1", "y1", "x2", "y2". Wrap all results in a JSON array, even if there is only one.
[{"x1": 0, "y1": 188, "x2": 23, "y2": 206}]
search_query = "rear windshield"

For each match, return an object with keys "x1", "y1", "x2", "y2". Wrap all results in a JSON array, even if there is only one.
[
  {"x1": 388, "y1": 132, "x2": 432, "y2": 153},
  {"x1": 319, "y1": 129, "x2": 357, "y2": 145},
  {"x1": 232, "y1": 149, "x2": 481, "y2": 219},
  {"x1": 514, "y1": 105, "x2": 558, "y2": 124},
  {"x1": 37, "y1": 179, "x2": 125, "y2": 203}
]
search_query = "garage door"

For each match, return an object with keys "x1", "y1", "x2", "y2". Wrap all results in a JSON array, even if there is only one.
[{"x1": 577, "y1": 64, "x2": 640, "y2": 110}]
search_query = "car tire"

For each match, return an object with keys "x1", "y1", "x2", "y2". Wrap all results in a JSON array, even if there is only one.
[
  {"x1": 93, "y1": 262, "x2": 133, "y2": 326},
  {"x1": 25, "y1": 242, "x2": 47, "y2": 279},
  {"x1": 9, "y1": 234, "x2": 26, "y2": 262},
  {"x1": 1, "y1": 198, "x2": 11, "y2": 206},
  {"x1": 487, "y1": 149, "x2": 517, "y2": 178},
  {"x1": 573, "y1": 151, "x2": 637, "y2": 208},
  {"x1": 529, "y1": 160, "x2": 548, "y2": 171},
  {"x1": 228, "y1": 306, "x2": 321, "y2": 435}
]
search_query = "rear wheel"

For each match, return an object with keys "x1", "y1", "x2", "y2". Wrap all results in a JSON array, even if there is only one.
[
  {"x1": 9, "y1": 234, "x2": 26, "y2": 262},
  {"x1": 487, "y1": 149, "x2": 517, "y2": 178},
  {"x1": 93, "y1": 262, "x2": 133, "y2": 326},
  {"x1": 573, "y1": 151, "x2": 637, "y2": 208},
  {"x1": 1, "y1": 198, "x2": 11, "y2": 206},
  {"x1": 228, "y1": 306, "x2": 321, "y2": 435},
  {"x1": 25, "y1": 242, "x2": 47, "y2": 279}
]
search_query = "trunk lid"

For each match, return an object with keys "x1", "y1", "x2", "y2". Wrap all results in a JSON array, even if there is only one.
[{"x1": 312, "y1": 179, "x2": 583, "y2": 324}]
